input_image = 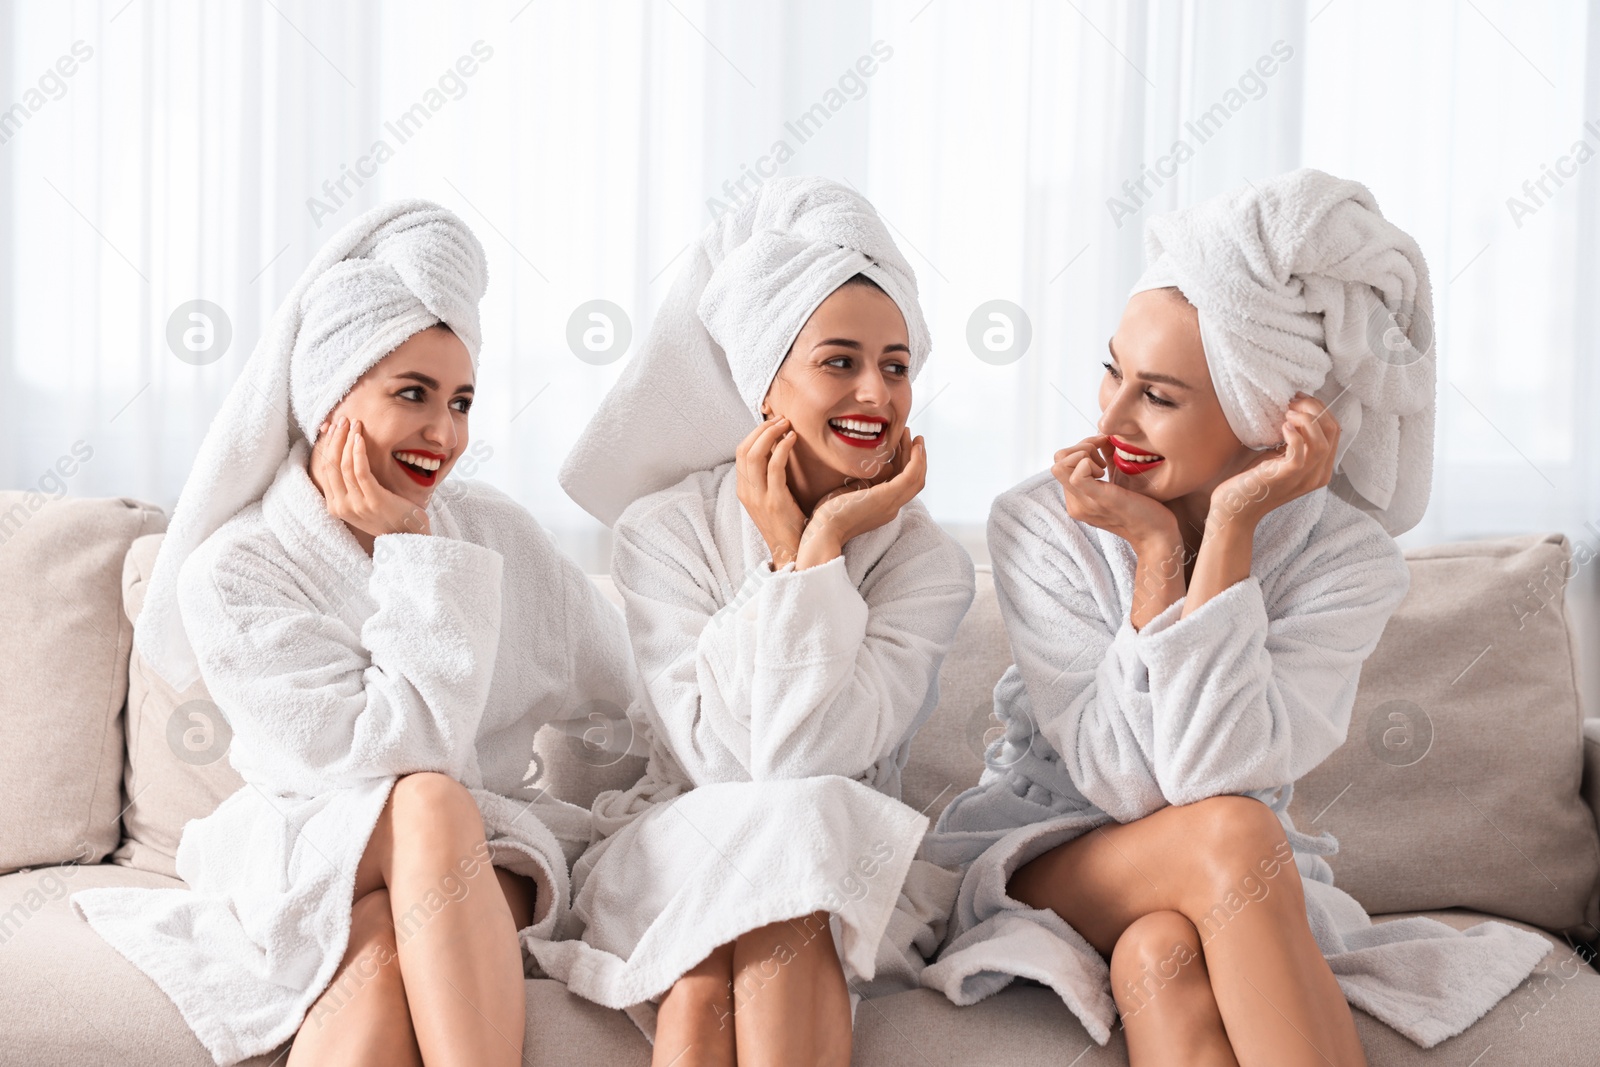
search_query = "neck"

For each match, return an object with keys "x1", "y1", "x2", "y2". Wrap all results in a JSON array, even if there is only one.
[
  {"x1": 786, "y1": 461, "x2": 848, "y2": 518},
  {"x1": 347, "y1": 524, "x2": 376, "y2": 558}
]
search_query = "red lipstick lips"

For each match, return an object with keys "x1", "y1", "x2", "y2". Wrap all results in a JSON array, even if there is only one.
[
  {"x1": 393, "y1": 449, "x2": 446, "y2": 487},
  {"x1": 828, "y1": 414, "x2": 889, "y2": 450},
  {"x1": 1106, "y1": 435, "x2": 1165, "y2": 475}
]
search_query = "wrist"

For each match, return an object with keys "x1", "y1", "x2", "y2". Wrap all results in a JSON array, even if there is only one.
[
  {"x1": 794, "y1": 526, "x2": 843, "y2": 570},
  {"x1": 1204, "y1": 505, "x2": 1260, "y2": 541},
  {"x1": 1131, "y1": 524, "x2": 1182, "y2": 562}
]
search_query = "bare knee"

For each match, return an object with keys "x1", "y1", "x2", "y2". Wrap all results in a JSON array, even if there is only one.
[
  {"x1": 1181, "y1": 797, "x2": 1294, "y2": 884},
  {"x1": 388, "y1": 772, "x2": 486, "y2": 857},
  {"x1": 1168, "y1": 796, "x2": 1303, "y2": 934},
  {"x1": 1110, "y1": 911, "x2": 1205, "y2": 1016}
]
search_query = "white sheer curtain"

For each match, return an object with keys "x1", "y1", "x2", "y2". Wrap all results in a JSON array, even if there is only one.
[{"x1": 2, "y1": 0, "x2": 1595, "y2": 707}]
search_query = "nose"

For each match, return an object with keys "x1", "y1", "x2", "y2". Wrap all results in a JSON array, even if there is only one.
[
  {"x1": 855, "y1": 363, "x2": 892, "y2": 409},
  {"x1": 421, "y1": 406, "x2": 460, "y2": 453},
  {"x1": 1096, "y1": 378, "x2": 1141, "y2": 440}
]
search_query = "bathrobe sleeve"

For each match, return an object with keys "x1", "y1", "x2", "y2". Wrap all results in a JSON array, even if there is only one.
[
  {"x1": 613, "y1": 496, "x2": 973, "y2": 784},
  {"x1": 452, "y1": 480, "x2": 639, "y2": 758},
  {"x1": 177, "y1": 529, "x2": 506, "y2": 794},
  {"x1": 989, "y1": 481, "x2": 1409, "y2": 821},
  {"x1": 987, "y1": 484, "x2": 1169, "y2": 822},
  {"x1": 1132, "y1": 509, "x2": 1410, "y2": 805}
]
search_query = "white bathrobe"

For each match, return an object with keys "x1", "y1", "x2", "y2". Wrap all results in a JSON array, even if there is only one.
[
  {"x1": 72, "y1": 441, "x2": 636, "y2": 1067},
  {"x1": 920, "y1": 470, "x2": 1552, "y2": 1049},
  {"x1": 525, "y1": 462, "x2": 975, "y2": 1037}
]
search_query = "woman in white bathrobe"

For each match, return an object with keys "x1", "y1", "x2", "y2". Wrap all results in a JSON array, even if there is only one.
[
  {"x1": 921, "y1": 170, "x2": 1551, "y2": 1065},
  {"x1": 71, "y1": 201, "x2": 635, "y2": 1067},
  {"x1": 529, "y1": 177, "x2": 974, "y2": 1066}
]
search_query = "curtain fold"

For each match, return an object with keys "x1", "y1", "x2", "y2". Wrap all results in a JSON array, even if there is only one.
[{"x1": 1, "y1": 3, "x2": 1594, "y2": 669}]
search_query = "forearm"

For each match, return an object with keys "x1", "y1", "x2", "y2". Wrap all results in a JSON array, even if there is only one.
[
  {"x1": 1129, "y1": 533, "x2": 1187, "y2": 630},
  {"x1": 1182, "y1": 510, "x2": 1258, "y2": 619}
]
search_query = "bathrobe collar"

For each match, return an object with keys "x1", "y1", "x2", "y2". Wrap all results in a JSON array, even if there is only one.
[{"x1": 260, "y1": 438, "x2": 461, "y2": 583}]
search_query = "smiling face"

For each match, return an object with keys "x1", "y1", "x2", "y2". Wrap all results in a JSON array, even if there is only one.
[
  {"x1": 760, "y1": 276, "x2": 912, "y2": 510},
  {"x1": 317, "y1": 324, "x2": 474, "y2": 509},
  {"x1": 1098, "y1": 287, "x2": 1256, "y2": 504}
]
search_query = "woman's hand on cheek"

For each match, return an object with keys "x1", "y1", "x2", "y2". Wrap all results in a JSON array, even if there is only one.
[
  {"x1": 797, "y1": 427, "x2": 926, "y2": 568},
  {"x1": 1208, "y1": 394, "x2": 1339, "y2": 527},
  {"x1": 313, "y1": 416, "x2": 431, "y2": 541},
  {"x1": 1052, "y1": 434, "x2": 1178, "y2": 550},
  {"x1": 735, "y1": 416, "x2": 807, "y2": 570}
]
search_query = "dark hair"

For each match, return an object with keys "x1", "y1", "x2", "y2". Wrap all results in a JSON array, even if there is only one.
[{"x1": 839, "y1": 272, "x2": 887, "y2": 295}]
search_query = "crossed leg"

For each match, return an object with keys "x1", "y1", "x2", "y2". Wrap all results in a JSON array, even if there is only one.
[
  {"x1": 1008, "y1": 795, "x2": 1366, "y2": 1067},
  {"x1": 288, "y1": 771, "x2": 538, "y2": 1067},
  {"x1": 652, "y1": 910, "x2": 852, "y2": 1067}
]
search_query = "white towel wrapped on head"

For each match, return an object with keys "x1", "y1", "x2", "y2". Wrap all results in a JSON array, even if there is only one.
[
  {"x1": 561, "y1": 175, "x2": 932, "y2": 528},
  {"x1": 1132, "y1": 167, "x2": 1436, "y2": 537},
  {"x1": 139, "y1": 199, "x2": 489, "y2": 693}
]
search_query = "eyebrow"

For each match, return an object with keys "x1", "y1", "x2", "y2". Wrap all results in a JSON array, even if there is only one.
[
  {"x1": 812, "y1": 338, "x2": 912, "y2": 354},
  {"x1": 393, "y1": 371, "x2": 474, "y2": 395},
  {"x1": 1107, "y1": 339, "x2": 1192, "y2": 390}
]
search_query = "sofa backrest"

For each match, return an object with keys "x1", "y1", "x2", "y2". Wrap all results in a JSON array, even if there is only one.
[
  {"x1": 1289, "y1": 532, "x2": 1598, "y2": 938},
  {"x1": 7, "y1": 506, "x2": 1597, "y2": 941},
  {"x1": 0, "y1": 494, "x2": 165, "y2": 875},
  {"x1": 113, "y1": 534, "x2": 246, "y2": 878}
]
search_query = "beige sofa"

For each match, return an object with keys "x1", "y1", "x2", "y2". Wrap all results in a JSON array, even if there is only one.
[{"x1": 2, "y1": 492, "x2": 1599, "y2": 1066}]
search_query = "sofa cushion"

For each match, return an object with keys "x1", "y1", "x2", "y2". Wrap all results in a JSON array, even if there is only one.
[
  {"x1": 111, "y1": 535, "x2": 245, "y2": 879},
  {"x1": 850, "y1": 910, "x2": 1600, "y2": 1065},
  {"x1": 0, "y1": 495, "x2": 165, "y2": 875},
  {"x1": 0, "y1": 863, "x2": 289, "y2": 1066},
  {"x1": 1290, "y1": 532, "x2": 1599, "y2": 936},
  {"x1": 0, "y1": 862, "x2": 651, "y2": 1065}
]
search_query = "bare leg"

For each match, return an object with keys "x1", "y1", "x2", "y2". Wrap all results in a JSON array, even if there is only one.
[
  {"x1": 732, "y1": 911, "x2": 851, "y2": 1067},
  {"x1": 649, "y1": 911, "x2": 850, "y2": 1066},
  {"x1": 1009, "y1": 796, "x2": 1366, "y2": 1067},
  {"x1": 288, "y1": 889, "x2": 422, "y2": 1067},
  {"x1": 1111, "y1": 911, "x2": 1238, "y2": 1067},
  {"x1": 293, "y1": 772, "x2": 534, "y2": 1067},
  {"x1": 654, "y1": 943, "x2": 737, "y2": 1067}
]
